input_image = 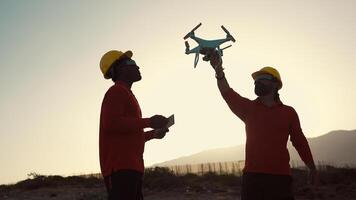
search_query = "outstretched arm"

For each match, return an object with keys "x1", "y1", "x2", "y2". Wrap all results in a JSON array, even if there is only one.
[
  {"x1": 209, "y1": 50, "x2": 252, "y2": 121},
  {"x1": 210, "y1": 51, "x2": 230, "y2": 94}
]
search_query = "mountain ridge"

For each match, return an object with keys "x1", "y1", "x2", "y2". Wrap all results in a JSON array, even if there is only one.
[{"x1": 154, "y1": 129, "x2": 356, "y2": 167}]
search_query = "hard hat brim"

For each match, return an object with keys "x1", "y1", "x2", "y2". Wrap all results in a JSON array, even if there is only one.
[
  {"x1": 122, "y1": 50, "x2": 133, "y2": 59},
  {"x1": 252, "y1": 71, "x2": 271, "y2": 80}
]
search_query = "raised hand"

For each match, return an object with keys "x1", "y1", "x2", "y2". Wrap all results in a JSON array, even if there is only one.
[{"x1": 209, "y1": 50, "x2": 223, "y2": 70}]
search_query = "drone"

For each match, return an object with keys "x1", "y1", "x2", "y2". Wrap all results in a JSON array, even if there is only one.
[{"x1": 183, "y1": 23, "x2": 236, "y2": 68}]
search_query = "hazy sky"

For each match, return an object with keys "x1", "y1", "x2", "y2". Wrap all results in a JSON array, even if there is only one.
[{"x1": 1, "y1": 0, "x2": 355, "y2": 184}]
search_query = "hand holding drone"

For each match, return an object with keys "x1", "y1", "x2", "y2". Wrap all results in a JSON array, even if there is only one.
[{"x1": 183, "y1": 23, "x2": 236, "y2": 68}]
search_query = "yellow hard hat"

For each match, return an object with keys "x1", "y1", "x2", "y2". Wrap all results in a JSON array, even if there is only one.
[
  {"x1": 100, "y1": 50, "x2": 133, "y2": 79},
  {"x1": 252, "y1": 66, "x2": 283, "y2": 89}
]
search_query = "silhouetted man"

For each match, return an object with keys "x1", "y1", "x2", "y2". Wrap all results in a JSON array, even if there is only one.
[
  {"x1": 99, "y1": 50, "x2": 169, "y2": 200},
  {"x1": 210, "y1": 51, "x2": 318, "y2": 200}
]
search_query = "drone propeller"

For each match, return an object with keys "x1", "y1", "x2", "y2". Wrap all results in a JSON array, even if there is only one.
[
  {"x1": 185, "y1": 41, "x2": 190, "y2": 53},
  {"x1": 221, "y1": 45, "x2": 232, "y2": 50},
  {"x1": 221, "y1": 25, "x2": 236, "y2": 42},
  {"x1": 194, "y1": 52, "x2": 199, "y2": 68},
  {"x1": 183, "y1": 23, "x2": 202, "y2": 40}
]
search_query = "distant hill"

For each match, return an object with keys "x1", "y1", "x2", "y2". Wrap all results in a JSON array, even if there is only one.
[{"x1": 155, "y1": 130, "x2": 356, "y2": 167}]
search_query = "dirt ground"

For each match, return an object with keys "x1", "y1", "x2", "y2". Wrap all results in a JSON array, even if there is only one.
[
  {"x1": 1, "y1": 186, "x2": 241, "y2": 200},
  {"x1": 1, "y1": 185, "x2": 356, "y2": 200}
]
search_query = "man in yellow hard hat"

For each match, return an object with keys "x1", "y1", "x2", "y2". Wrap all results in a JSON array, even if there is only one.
[
  {"x1": 99, "y1": 50, "x2": 170, "y2": 200},
  {"x1": 209, "y1": 51, "x2": 318, "y2": 200}
]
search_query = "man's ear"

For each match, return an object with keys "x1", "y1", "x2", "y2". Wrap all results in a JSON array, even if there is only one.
[
  {"x1": 108, "y1": 67, "x2": 114, "y2": 78},
  {"x1": 110, "y1": 65, "x2": 122, "y2": 81}
]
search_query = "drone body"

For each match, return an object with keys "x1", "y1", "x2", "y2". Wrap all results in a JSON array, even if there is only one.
[{"x1": 184, "y1": 23, "x2": 236, "y2": 68}]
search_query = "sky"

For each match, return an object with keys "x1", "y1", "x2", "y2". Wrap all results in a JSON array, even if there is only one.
[{"x1": 0, "y1": 0, "x2": 355, "y2": 184}]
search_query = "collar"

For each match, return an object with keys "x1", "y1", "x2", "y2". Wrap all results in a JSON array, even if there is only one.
[
  {"x1": 115, "y1": 80, "x2": 132, "y2": 91},
  {"x1": 255, "y1": 97, "x2": 284, "y2": 107}
]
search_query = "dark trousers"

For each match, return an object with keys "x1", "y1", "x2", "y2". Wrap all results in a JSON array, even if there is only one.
[
  {"x1": 104, "y1": 170, "x2": 143, "y2": 200},
  {"x1": 241, "y1": 172, "x2": 295, "y2": 200}
]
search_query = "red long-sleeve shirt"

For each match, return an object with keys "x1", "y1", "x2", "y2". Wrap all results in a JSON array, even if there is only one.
[
  {"x1": 222, "y1": 88, "x2": 314, "y2": 175},
  {"x1": 99, "y1": 81, "x2": 155, "y2": 176}
]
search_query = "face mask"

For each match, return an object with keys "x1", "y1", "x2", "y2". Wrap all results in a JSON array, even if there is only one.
[{"x1": 254, "y1": 81, "x2": 272, "y2": 96}]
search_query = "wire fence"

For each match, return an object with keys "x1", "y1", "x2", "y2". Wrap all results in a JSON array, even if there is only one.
[
  {"x1": 160, "y1": 161, "x2": 245, "y2": 176},
  {"x1": 153, "y1": 160, "x2": 356, "y2": 176}
]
